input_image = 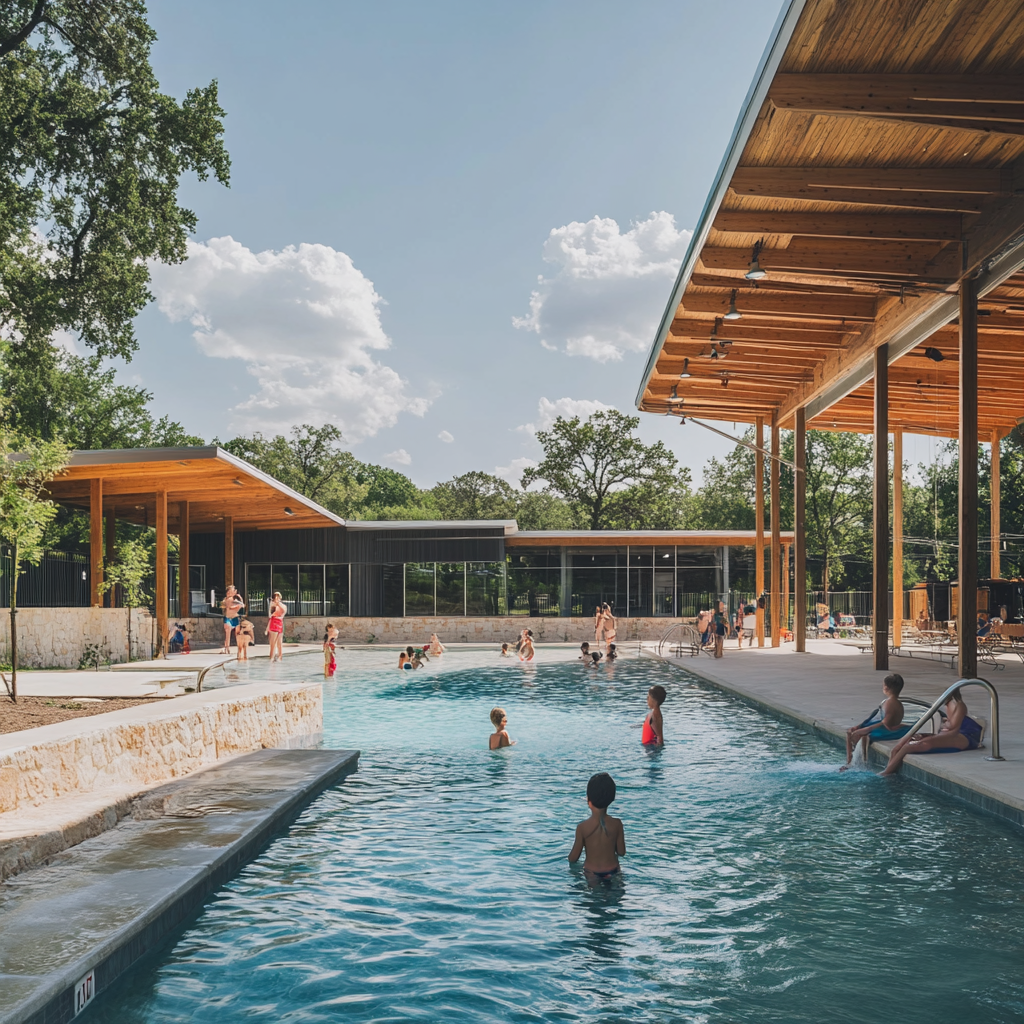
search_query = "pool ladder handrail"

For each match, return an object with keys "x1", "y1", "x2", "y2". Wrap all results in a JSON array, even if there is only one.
[
  {"x1": 656, "y1": 622, "x2": 703, "y2": 658},
  {"x1": 903, "y1": 677, "x2": 1004, "y2": 761}
]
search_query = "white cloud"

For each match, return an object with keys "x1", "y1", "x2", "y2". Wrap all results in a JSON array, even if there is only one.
[
  {"x1": 518, "y1": 396, "x2": 615, "y2": 435},
  {"x1": 385, "y1": 448, "x2": 412, "y2": 466},
  {"x1": 438, "y1": 430, "x2": 454, "y2": 443},
  {"x1": 513, "y1": 211, "x2": 691, "y2": 362},
  {"x1": 493, "y1": 457, "x2": 538, "y2": 488},
  {"x1": 149, "y1": 236, "x2": 430, "y2": 441}
]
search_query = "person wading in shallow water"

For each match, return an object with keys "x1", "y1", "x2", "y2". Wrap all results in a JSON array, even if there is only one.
[
  {"x1": 266, "y1": 591, "x2": 287, "y2": 662},
  {"x1": 601, "y1": 603, "x2": 617, "y2": 655},
  {"x1": 220, "y1": 585, "x2": 244, "y2": 654},
  {"x1": 594, "y1": 605, "x2": 604, "y2": 647}
]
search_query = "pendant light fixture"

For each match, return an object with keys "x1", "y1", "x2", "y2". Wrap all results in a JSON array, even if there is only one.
[
  {"x1": 724, "y1": 289, "x2": 742, "y2": 321},
  {"x1": 679, "y1": 358, "x2": 691, "y2": 378},
  {"x1": 744, "y1": 239, "x2": 767, "y2": 281}
]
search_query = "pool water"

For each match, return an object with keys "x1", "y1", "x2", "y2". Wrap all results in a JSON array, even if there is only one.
[{"x1": 92, "y1": 649, "x2": 1024, "y2": 1023}]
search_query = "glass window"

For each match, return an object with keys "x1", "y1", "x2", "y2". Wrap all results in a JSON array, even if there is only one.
[
  {"x1": 272, "y1": 565, "x2": 299, "y2": 616},
  {"x1": 571, "y1": 566, "x2": 625, "y2": 618},
  {"x1": 467, "y1": 562, "x2": 506, "y2": 616},
  {"x1": 246, "y1": 564, "x2": 271, "y2": 615},
  {"x1": 507, "y1": 556, "x2": 560, "y2": 617},
  {"x1": 325, "y1": 565, "x2": 350, "y2": 617},
  {"x1": 382, "y1": 563, "x2": 404, "y2": 617},
  {"x1": 436, "y1": 562, "x2": 465, "y2": 616},
  {"x1": 628, "y1": 566, "x2": 652, "y2": 617},
  {"x1": 654, "y1": 567, "x2": 675, "y2": 617},
  {"x1": 629, "y1": 546, "x2": 653, "y2": 567},
  {"x1": 299, "y1": 565, "x2": 325, "y2": 616},
  {"x1": 405, "y1": 563, "x2": 435, "y2": 616}
]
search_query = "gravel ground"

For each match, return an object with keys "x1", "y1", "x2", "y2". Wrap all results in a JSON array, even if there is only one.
[{"x1": 0, "y1": 696, "x2": 162, "y2": 734}]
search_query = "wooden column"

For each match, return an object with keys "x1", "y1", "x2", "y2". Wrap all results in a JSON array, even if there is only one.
[
  {"x1": 104, "y1": 508, "x2": 116, "y2": 608},
  {"x1": 959, "y1": 278, "x2": 979, "y2": 678},
  {"x1": 155, "y1": 490, "x2": 168, "y2": 659},
  {"x1": 873, "y1": 344, "x2": 889, "y2": 670},
  {"x1": 755, "y1": 416, "x2": 765, "y2": 647},
  {"x1": 224, "y1": 516, "x2": 235, "y2": 594},
  {"x1": 991, "y1": 430, "x2": 1001, "y2": 581},
  {"x1": 892, "y1": 429, "x2": 903, "y2": 648},
  {"x1": 783, "y1": 542, "x2": 791, "y2": 632},
  {"x1": 179, "y1": 501, "x2": 190, "y2": 619},
  {"x1": 770, "y1": 418, "x2": 781, "y2": 648},
  {"x1": 794, "y1": 406, "x2": 806, "y2": 653},
  {"x1": 89, "y1": 478, "x2": 103, "y2": 607}
]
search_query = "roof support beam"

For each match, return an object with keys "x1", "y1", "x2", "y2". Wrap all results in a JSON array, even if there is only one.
[{"x1": 713, "y1": 209, "x2": 967, "y2": 241}]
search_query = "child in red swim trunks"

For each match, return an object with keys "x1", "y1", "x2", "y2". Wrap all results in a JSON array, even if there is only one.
[{"x1": 641, "y1": 685, "x2": 666, "y2": 746}]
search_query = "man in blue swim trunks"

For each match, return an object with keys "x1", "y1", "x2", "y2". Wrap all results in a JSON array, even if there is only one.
[{"x1": 841, "y1": 673, "x2": 909, "y2": 771}]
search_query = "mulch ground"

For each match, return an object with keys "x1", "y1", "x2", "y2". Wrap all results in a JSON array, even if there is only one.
[{"x1": 0, "y1": 696, "x2": 162, "y2": 735}]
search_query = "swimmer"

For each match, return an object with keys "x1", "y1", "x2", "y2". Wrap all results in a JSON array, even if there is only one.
[
  {"x1": 587, "y1": 651, "x2": 602, "y2": 667},
  {"x1": 519, "y1": 630, "x2": 535, "y2": 661},
  {"x1": 641, "y1": 685, "x2": 666, "y2": 746},
  {"x1": 568, "y1": 772, "x2": 625, "y2": 878},
  {"x1": 606, "y1": 643, "x2": 617, "y2": 661},
  {"x1": 841, "y1": 672, "x2": 908, "y2": 770},
  {"x1": 398, "y1": 649, "x2": 410, "y2": 670},
  {"x1": 601, "y1": 603, "x2": 617, "y2": 655},
  {"x1": 404, "y1": 645, "x2": 418, "y2": 669},
  {"x1": 500, "y1": 642, "x2": 514, "y2": 658},
  {"x1": 429, "y1": 633, "x2": 446, "y2": 657},
  {"x1": 322, "y1": 623, "x2": 338, "y2": 677},
  {"x1": 578, "y1": 641, "x2": 591, "y2": 661},
  {"x1": 489, "y1": 707, "x2": 514, "y2": 749}
]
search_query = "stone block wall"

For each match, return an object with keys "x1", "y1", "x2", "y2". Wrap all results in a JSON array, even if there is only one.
[
  {"x1": 0, "y1": 607, "x2": 154, "y2": 668},
  {"x1": 0, "y1": 682, "x2": 322, "y2": 815}
]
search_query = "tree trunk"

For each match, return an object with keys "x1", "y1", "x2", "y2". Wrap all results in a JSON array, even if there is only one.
[{"x1": 9, "y1": 541, "x2": 18, "y2": 702}]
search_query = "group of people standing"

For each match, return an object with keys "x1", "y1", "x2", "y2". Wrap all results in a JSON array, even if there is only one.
[
  {"x1": 219, "y1": 585, "x2": 287, "y2": 662},
  {"x1": 593, "y1": 603, "x2": 617, "y2": 653}
]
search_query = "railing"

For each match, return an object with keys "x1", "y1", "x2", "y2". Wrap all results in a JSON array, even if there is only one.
[
  {"x1": 656, "y1": 622, "x2": 704, "y2": 658},
  {"x1": 903, "y1": 677, "x2": 1003, "y2": 761}
]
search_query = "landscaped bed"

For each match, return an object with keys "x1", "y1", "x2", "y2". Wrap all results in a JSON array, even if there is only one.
[{"x1": 0, "y1": 696, "x2": 161, "y2": 734}]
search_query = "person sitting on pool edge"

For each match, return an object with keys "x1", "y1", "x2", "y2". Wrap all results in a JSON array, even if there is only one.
[
  {"x1": 840, "y1": 672, "x2": 908, "y2": 771},
  {"x1": 641, "y1": 685, "x2": 666, "y2": 746},
  {"x1": 489, "y1": 707, "x2": 514, "y2": 749},
  {"x1": 568, "y1": 772, "x2": 626, "y2": 879},
  {"x1": 880, "y1": 687, "x2": 983, "y2": 776}
]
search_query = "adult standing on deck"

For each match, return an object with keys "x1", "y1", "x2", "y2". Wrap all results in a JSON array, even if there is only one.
[
  {"x1": 266, "y1": 591, "x2": 287, "y2": 662},
  {"x1": 602, "y1": 603, "x2": 617, "y2": 655},
  {"x1": 594, "y1": 605, "x2": 604, "y2": 647},
  {"x1": 220, "y1": 585, "x2": 244, "y2": 654},
  {"x1": 713, "y1": 601, "x2": 728, "y2": 659}
]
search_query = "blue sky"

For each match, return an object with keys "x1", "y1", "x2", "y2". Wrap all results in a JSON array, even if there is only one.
[{"x1": 128, "y1": 0, "x2": 791, "y2": 486}]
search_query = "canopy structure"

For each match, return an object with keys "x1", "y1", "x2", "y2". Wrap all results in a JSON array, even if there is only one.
[
  {"x1": 634, "y1": 0, "x2": 1024, "y2": 674},
  {"x1": 45, "y1": 447, "x2": 343, "y2": 655}
]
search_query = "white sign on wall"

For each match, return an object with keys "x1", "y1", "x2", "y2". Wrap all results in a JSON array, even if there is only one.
[{"x1": 74, "y1": 968, "x2": 95, "y2": 1016}]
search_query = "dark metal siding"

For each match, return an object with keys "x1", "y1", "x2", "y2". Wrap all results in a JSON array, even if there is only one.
[
  {"x1": 236, "y1": 527, "x2": 347, "y2": 564},
  {"x1": 190, "y1": 533, "x2": 225, "y2": 594}
]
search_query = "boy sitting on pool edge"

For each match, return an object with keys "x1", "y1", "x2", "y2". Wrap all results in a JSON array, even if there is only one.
[
  {"x1": 840, "y1": 672, "x2": 909, "y2": 771},
  {"x1": 568, "y1": 772, "x2": 626, "y2": 878},
  {"x1": 489, "y1": 707, "x2": 515, "y2": 749}
]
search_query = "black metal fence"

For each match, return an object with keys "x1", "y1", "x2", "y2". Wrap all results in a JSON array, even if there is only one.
[{"x1": 0, "y1": 548, "x2": 91, "y2": 607}]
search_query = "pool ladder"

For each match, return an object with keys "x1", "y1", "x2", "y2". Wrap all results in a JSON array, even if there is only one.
[{"x1": 902, "y1": 677, "x2": 1004, "y2": 761}]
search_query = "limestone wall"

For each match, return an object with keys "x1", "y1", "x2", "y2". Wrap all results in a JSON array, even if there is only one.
[
  {"x1": 0, "y1": 682, "x2": 322, "y2": 815},
  {"x1": 238, "y1": 615, "x2": 693, "y2": 645},
  {"x1": 0, "y1": 607, "x2": 154, "y2": 668}
]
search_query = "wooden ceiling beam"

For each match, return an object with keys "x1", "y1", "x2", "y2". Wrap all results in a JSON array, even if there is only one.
[
  {"x1": 681, "y1": 292, "x2": 877, "y2": 321},
  {"x1": 713, "y1": 209, "x2": 967, "y2": 241},
  {"x1": 701, "y1": 244, "x2": 955, "y2": 281},
  {"x1": 687, "y1": 271, "x2": 878, "y2": 296}
]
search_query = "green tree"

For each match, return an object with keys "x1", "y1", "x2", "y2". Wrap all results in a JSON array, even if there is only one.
[
  {"x1": 512, "y1": 491, "x2": 574, "y2": 531},
  {"x1": 689, "y1": 436, "x2": 756, "y2": 530},
  {"x1": 522, "y1": 410, "x2": 683, "y2": 530},
  {"x1": 432, "y1": 472, "x2": 517, "y2": 521},
  {"x1": 0, "y1": 430, "x2": 70, "y2": 700},
  {"x1": 98, "y1": 537, "x2": 150, "y2": 663},
  {"x1": 0, "y1": 0, "x2": 230, "y2": 363}
]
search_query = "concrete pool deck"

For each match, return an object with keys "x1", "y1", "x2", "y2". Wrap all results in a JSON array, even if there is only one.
[
  {"x1": 0, "y1": 746, "x2": 359, "y2": 1024},
  {"x1": 647, "y1": 639, "x2": 1024, "y2": 829}
]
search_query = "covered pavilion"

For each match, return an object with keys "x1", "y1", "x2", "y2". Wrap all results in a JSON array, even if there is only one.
[
  {"x1": 43, "y1": 447, "x2": 344, "y2": 655},
  {"x1": 635, "y1": 0, "x2": 1024, "y2": 676}
]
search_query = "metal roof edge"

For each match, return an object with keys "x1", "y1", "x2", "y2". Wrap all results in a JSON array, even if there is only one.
[
  {"x1": 346, "y1": 519, "x2": 519, "y2": 534},
  {"x1": 633, "y1": 0, "x2": 809, "y2": 411}
]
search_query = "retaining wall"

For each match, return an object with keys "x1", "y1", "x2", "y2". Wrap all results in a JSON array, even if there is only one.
[{"x1": 0, "y1": 607, "x2": 154, "y2": 669}]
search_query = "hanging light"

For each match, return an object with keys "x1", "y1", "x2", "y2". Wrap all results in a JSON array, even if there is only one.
[
  {"x1": 668, "y1": 384, "x2": 684, "y2": 403},
  {"x1": 745, "y1": 239, "x2": 767, "y2": 280},
  {"x1": 924, "y1": 347, "x2": 945, "y2": 362},
  {"x1": 284, "y1": 507, "x2": 296, "y2": 517},
  {"x1": 724, "y1": 289, "x2": 742, "y2": 321},
  {"x1": 710, "y1": 346, "x2": 719, "y2": 360},
  {"x1": 679, "y1": 358, "x2": 692, "y2": 378}
]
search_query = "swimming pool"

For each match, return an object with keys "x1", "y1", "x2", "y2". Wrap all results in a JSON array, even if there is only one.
[{"x1": 91, "y1": 649, "x2": 1024, "y2": 1023}]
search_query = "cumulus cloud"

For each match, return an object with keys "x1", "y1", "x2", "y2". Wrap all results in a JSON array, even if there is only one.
[
  {"x1": 385, "y1": 448, "x2": 412, "y2": 466},
  {"x1": 518, "y1": 396, "x2": 616, "y2": 435},
  {"x1": 493, "y1": 456, "x2": 539, "y2": 488},
  {"x1": 149, "y1": 236, "x2": 430, "y2": 441},
  {"x1": 513, "y1": 211, "x2": 691, "y2": 362},
  {"x1": 438, "y1": 430, "x2": 454, "y2": 443}
]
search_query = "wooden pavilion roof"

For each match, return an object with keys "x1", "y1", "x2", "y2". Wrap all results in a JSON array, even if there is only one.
[
  {"x1": 45, "y1": 447, "x2": 345, "y2": 533},
  {"x1": 636, "y1": 0, "x2": 1024, "y2": 438}
]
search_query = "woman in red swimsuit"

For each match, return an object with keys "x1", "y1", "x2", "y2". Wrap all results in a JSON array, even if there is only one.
[
  {"x1": 641, "y1": 685, "x2": 666, "y2": 745},
  {"x1": 266, "y1": 591, "x2": 287, "y2": 662}
]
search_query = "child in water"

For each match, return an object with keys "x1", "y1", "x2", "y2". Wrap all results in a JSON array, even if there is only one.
[
  {"x1": 578, "y1": 641, "x2": 590, "y2": 661},
  {"x1": 568, "y1": 772, "x2": 626, "y2": 878},
  {"x1": 587, "y1": 651, "x2": 602, "y2": 667},
  {"x1": 841, "y1": 672, "x2": 908, "y2": 770},
  {"x1": 606, "y1": 643, "x2": 617, "y2": 661},
  {"x1": 489, "y1": 707, "x2": 514, "y2": 749},
  {"x1": 500, "y1": 643, "x2": 513, "y2": 658},
  {"x1": 322, "y1": 623, "x2": 338, "y2": 677},
  {"x1": 641, "y1": 685, "x2": 666, "y2": 745},
  {"x1": 519, "y1": 630, "x2": 535, "y2": 661}
]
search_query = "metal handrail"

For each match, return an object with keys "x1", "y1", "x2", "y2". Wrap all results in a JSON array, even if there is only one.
[
  {"x1": 903, "y1": 677, "x2": 1004, "y2": 761},
  {"x1": 656, "y1": 622, "x2": 702, "y2": 658},
  {"x1": 196, "y1": 656, "x2": 234, "y2": 693}
]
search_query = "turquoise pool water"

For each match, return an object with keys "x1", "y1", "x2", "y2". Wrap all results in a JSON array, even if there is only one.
[{"x1": 93, "y1": 649, "x2": 1024, "y2": 1023}]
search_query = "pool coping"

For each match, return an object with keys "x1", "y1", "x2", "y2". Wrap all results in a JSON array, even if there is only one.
[
  {"x1": 0, "y1": 747, "x2": 359, "y2": 1024},
  {"x1": 645, "y1": 650, "x2": 1024, "y2": 832}
]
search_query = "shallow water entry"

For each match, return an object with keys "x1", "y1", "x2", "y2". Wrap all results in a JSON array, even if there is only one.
[{"x1": 92, "y1": 649, "x2": 1024, "y2": 1023}]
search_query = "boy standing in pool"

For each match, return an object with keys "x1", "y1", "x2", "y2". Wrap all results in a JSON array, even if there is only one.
[
  {"x1": 568, "y1": 773, "x2": 626, "y2": 878},
  {"x1": 840, "y1": 673, "x2": 908, "y2": 770},
  {"x1": 641, "y1": 685, "x2": 666, "y2": 745},
  {"x1": 489, "y1": 707, "x2": 515, "y2": 749}
]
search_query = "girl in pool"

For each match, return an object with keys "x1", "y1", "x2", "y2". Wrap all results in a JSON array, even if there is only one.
[
  {"x1": 601, "y1": 603, "x2": 617, "y2": 654},
  {"x1": 519, "y1": 630, "x2": 535, "y2": 661},
  {"x1": 266, "y1": 592, "x2": 286, "y2": 662},
  {"x1": 594, "y1": 605, "x2": 604, "y2": 647},
  {"x1": 880, "y1": 688, "x2": 982, "y2": 775},
  {"x1": 323, "y1": 623, "x2": 338, "y2": 677},
  {"x1": 641, "y1": 685, "x2": 666, "y2": 746},
  {"x1": 235, "y1": 618, "x2": 255, "y2": 662},
  {"x1": 429, "y1": 633, "x2": 445, "y2": 657},
  {"x1": 500, "y1": 642, "x2": 514, "y2": 658},
  {"x1": 489, "y1": 707, "x2": 515, "y2": 749}
]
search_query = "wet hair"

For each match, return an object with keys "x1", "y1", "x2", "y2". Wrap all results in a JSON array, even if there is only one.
[
  {"x1": 580, "y1": 641, "x2": 590, "y2": 651},
  {"x1": 608, "y1": 643, "x2": 616, "y2": 653},
  {"x1": 526, "y1": 630, "x2": 533, "y2": 638},
  {"x1": 501, "y1": 642, "x2": 509, "y2": 650},
  {"x1": 648, "y1": 685, "x2": 667, "y2": 705},
  {"x1": 490, "y1": 707, "x2": 507, "y2": 727},
  {"x1": 882, "y1": 673, "x2": 904, "y2": 695},
  {"x1": 591, "y1": 651, "x2": 602, "y2": 663},
  {"x1": 587, "y1": 772, "x2": 616, "y2": 809},
  {"x1": 406, "y1": 646, "x2": 415, "y2": 656}
]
